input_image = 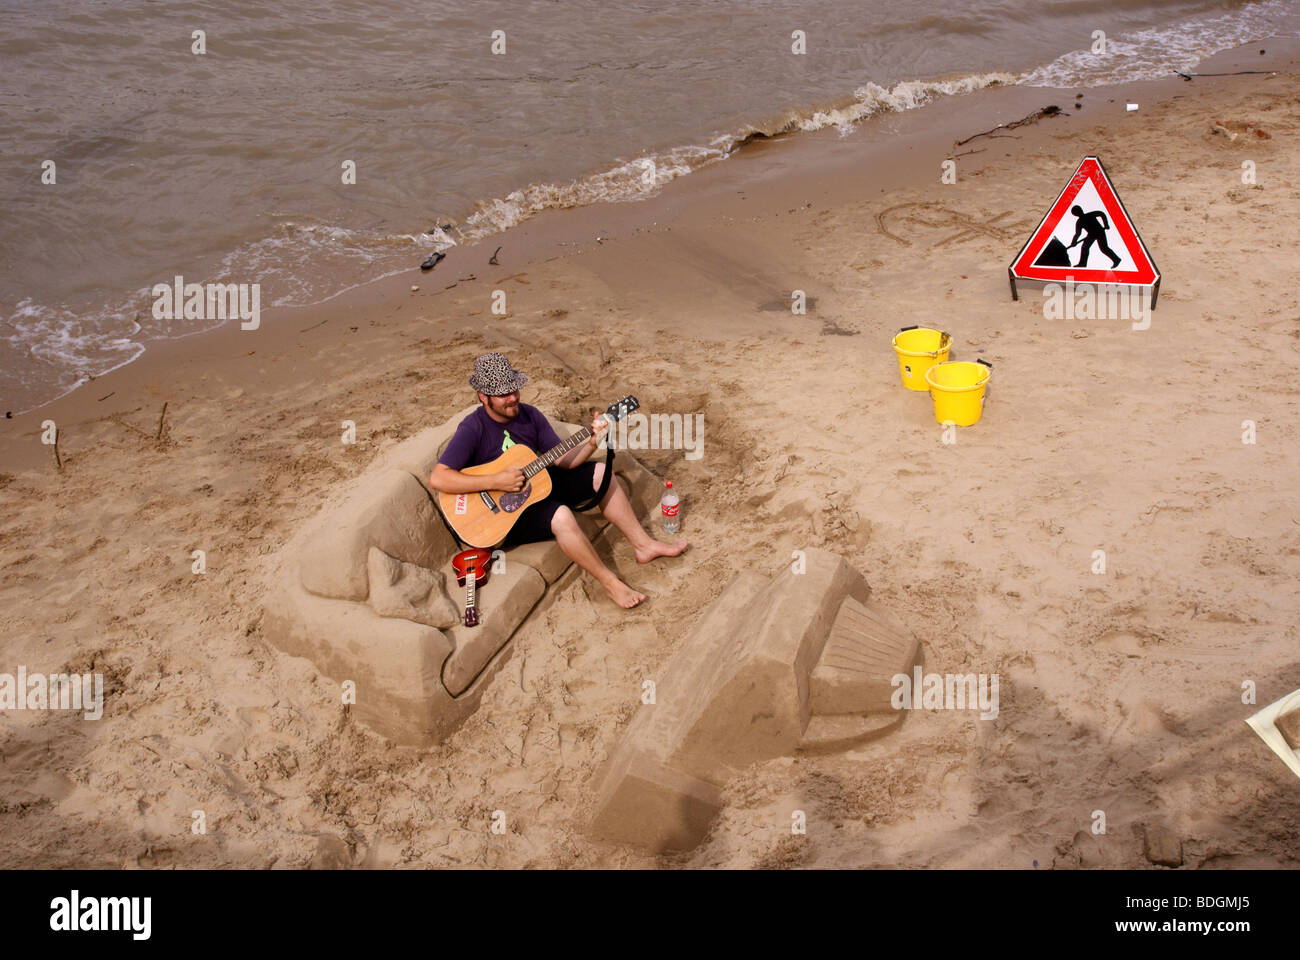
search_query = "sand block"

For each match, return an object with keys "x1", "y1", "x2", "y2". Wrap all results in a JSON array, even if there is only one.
[
  {"x1": 809, "y1": 597, "x2": 919, "y2": 716},
  {"x1": 591, "y1": 549, "x2": 915, "y2": 852},
  {"x1": 589, "y1": 748, "x2": 724, "y2": 852},
  {"x1": 799, "y1": 712, "x2": 905, "y2": 754},
  {"x1": 666, "y1": 549, "x2": 870, "y2": 783},
  {"x1": 1142, "y1": 824, "x2": 1184, "y2": 867},
  {"x1": 300, "y1": 470, "x2": 455, "y2": 602},
  {"x1": 441, "y1": 562, "x2": 545, "y2": 696}
]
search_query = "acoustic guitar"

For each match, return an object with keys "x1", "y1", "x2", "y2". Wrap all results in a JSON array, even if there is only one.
[
  {"x1": 437, "y1": 396, "x2": 639, "y2": 548},
  {"x1": 451, "y1": 548, "x2": 492, "y2": 627}
]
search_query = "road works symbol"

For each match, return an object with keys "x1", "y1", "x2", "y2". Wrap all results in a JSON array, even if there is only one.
[{"x1": 1009, "y1": 155, "x2": 1160, "y2": 308}]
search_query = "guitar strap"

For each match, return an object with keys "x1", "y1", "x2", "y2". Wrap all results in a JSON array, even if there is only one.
[{"x1": 570, "y1": 447, "x2": 615, "y2": 514}]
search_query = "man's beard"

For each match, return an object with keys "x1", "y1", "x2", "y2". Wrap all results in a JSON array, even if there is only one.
[{"x1": 491, "y1": 397, "x2": 519, "y2": 419}]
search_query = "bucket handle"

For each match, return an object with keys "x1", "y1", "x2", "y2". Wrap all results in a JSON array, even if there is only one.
[
  {"x1": 898, "y1": 325, "x2": 919, "y2": 332},
  {"x1": 976, "y1": 358, "x2": 993, "y2": 369}
]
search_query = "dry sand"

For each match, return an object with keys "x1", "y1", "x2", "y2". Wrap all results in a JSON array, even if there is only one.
[{"x1": 2, "y1": 43, "x2": 1299, "y2": 869}]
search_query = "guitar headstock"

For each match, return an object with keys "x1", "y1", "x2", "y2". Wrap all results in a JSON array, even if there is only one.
[{"x1": 603, "y1": 395, "x2": 639, "y2": 424}]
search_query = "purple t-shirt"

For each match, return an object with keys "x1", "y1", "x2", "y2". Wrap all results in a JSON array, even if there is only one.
[{"x1": 437, "y1": 403, "x2": 563, "y2": 470}]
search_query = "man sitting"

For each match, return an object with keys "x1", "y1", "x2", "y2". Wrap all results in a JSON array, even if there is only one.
[{"x1": 429, "y1": 353, "x2": 687, "y2": 609}]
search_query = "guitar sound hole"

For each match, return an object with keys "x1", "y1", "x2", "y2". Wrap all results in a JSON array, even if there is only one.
[{"x1": 499, "y1": 482, "x2": 532, "y2": 512}]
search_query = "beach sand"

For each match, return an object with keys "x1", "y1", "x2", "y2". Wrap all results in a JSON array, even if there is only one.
[{"x1": 2, "y1": 42, "x2": 1298, "y2": 869}]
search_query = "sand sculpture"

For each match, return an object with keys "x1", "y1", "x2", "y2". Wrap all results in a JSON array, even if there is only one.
[
  {"x1": 262, "y1": 404, "x2": 661, "y2": 745},
  {"x1": 589, "y1": 547, "x2": 920, "y2": 852}
]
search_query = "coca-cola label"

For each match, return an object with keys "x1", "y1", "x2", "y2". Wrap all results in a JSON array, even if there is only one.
[
  {"x1": 661, "y1": 502, "x2": 679, "y2": 517},
  {"x1": 454, "y1": 493, "x2": 468, "y2": 515}
]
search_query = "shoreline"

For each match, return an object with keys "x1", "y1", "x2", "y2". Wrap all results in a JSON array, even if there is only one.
[{"x1": 5, "y1": 41, "x2": 1296, "y2": 472}]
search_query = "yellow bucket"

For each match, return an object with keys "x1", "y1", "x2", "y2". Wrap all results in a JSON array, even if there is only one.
[
  {"x1": 925, "y1": 359, "x2": 992, "y2": 426},
  {"x1": 892, "y1": 326, "x2": 952, "y2": 391}
]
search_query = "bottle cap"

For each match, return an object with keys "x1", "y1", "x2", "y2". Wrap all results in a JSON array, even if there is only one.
[{"x1": 665, "y1": 481, "x2": 673, "y2": 488}]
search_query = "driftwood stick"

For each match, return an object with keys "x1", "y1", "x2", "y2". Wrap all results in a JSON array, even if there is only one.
[
  {"x1": 52, "y1": 432, "x2": 63, "y2": 472},
  {"x1": 156, "y1": 402, "x2": 169, "y2": 440},
  {"x1": 1174, "y1": 69, "x2": 1277, "y2": 79},
  {"x1": 489, "y1": 246, "x2": 502, "y2": 265},
  {"x1": 955, "y1": 105, "x2": 1061, "y2": 147}
]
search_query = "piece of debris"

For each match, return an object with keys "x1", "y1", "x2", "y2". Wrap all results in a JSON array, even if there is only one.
[
  {"x1": 1143, "y1": 824, "x2": 1184, "y2": 867},
  {"x1": 1212, "y1": 119, "x2": 1272, "y2": 141},
  {"x1": 489, "y1": 246, "x2": 501, "y2": 265},
  {"x1": 410, "y1": 285, "x2": 419, "y2": 292},
  {"x1": 1276, "y1": 707, "x2": 1300, "y2": 749},
  {"x1": 420, "y1": 251, "x2": 446, "y2": 271}
]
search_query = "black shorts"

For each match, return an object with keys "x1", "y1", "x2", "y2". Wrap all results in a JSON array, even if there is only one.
[{"x1": 502, "y1": 461, "x2": 603, "y2": 547}]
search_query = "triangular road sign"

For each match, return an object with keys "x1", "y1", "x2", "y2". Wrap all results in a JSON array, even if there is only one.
[{"x1": 1009, "y1": 156, "x2": 1160, "y2": 306}]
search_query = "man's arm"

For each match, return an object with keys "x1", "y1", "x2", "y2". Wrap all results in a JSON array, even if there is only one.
[
  {"x1": 554, "y1": 413, "x2": 608, "y2": 470},
  {"x1": 429, "y1": 462, "x2": 524, "y2": 494},
  {"x1": 428, "y1": 416, "x2": 524, "y2": 493}
]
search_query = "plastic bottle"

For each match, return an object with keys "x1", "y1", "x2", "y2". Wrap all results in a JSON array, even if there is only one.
[{"x1": 660, "y1": 481, "x2": 680, "y2": 535}]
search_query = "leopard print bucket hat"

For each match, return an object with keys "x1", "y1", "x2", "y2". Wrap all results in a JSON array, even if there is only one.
[{"x1": 468, "y1": 352, "x2": 528, "y2": 396}]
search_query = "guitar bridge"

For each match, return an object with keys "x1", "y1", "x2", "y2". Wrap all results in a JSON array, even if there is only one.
[{"x1": 478, "y1": 491, "x2": 500, "y2": 514}]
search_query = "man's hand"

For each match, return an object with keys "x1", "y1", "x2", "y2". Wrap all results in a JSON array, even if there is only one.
[{"x1": 495, "y1": 467, "x2": 526, "y2": 492}]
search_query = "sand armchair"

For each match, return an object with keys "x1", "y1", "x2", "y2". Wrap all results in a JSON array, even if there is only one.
[{"x1": 262, "y1": 403, "x2": 661, "y2": 745}]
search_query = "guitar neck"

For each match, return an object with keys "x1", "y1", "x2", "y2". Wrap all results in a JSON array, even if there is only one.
[{"x1": 522, "y1": 426, "x2": 594, "y2": 478}]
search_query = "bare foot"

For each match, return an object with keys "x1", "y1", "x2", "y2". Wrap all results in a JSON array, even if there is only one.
[
  {"x1": 634, "y1": 539, "x2": 689, "y2": 564},
  {"x1": 604, "y1": 579, "x2": 647, "y2": 609}
]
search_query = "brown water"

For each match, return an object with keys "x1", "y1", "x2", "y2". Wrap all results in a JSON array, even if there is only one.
[{"x1": 2, "y1": 0, "x2": 1296, "y2": 412}]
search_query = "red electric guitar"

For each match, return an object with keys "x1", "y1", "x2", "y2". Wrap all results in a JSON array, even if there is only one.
[{"x1": 452, "y1": 548, "x2": 492, "y2": 627}]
